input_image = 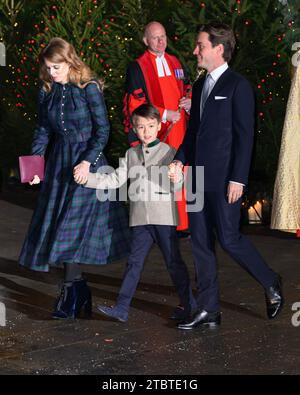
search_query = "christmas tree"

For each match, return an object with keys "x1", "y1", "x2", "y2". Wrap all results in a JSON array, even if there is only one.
[
  {"x1": 0, "y1": 0, "x2": 46, "y2": 177},
  {"x1": 278, "y1": 0, "x2": 300, "y2": 50},
  {"x1": 169, "y1": 0, "x2": 291, "y2": 198},
  {"x1": 0, "y1": 0, "x2": 294, "y2": 197}
]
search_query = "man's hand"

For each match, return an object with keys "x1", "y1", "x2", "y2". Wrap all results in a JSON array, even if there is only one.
[
  {"x1": 166, "y1": 110, "x2": 181, "y2": 123},
  {"x1": 168, "y1": 160, "x2": 184, "y2": 183},
  {"x1": 179, "y1": 97, "x2": 191, "y2": 113},
  {"x1": 227, "y1": 182, "x2": 244, "y2": 204},
  {"x1": 73, "y1": 160, "x2": 90, "y2": 185}
]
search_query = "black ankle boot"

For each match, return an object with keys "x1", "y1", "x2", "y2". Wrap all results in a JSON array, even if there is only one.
[{"x1": 52, "y1": 278, "x2": 92, "y2": 319}]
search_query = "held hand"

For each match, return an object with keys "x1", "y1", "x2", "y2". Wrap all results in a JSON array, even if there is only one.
[
  {"x1": 168, "y1": 161, "x2": 184, "y2": 183},
  {"x1": 168, "y1": 167, "x2": 183, "y2": 184},
  {"x1": 73, "y1": 173, "x2": 88, "y2": 185},
  {"x1": 166, "y1": 110, "x2": 181, "y2": 124},
  {"x1": 227, "y1": 182, "x2": 244, "y2": 204},
  {"x1": 170, "y1": 160, "x2": 184, "y2": 170},
  {"x1": 29, "y1": 175, "x2": 41, "y2": 185},
  {"x1": 179, "y1": 97, "x2": 191, "y2": 113},
  {"x1": 73, "y1": 160, "x2": 90, "y2": 185}
]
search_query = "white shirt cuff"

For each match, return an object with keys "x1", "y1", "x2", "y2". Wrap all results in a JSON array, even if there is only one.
[
  {"x1": 229, "y1": 180, "x2": 245, "y2": 187},
  {"x1": 162, "y1": 109, "x2": 167, "y2": 123}
]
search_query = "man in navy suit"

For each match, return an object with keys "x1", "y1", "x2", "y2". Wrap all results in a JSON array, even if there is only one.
[{"x1": 170, "y1": 23, "x2": 283, "y2": 330}]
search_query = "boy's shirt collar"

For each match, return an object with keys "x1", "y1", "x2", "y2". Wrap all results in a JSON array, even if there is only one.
[{"x1": 142, "y1": 138, "x2": 160, "y2": 148}]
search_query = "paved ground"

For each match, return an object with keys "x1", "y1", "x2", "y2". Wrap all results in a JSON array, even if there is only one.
[{"x1": 0, "y1": 188, "x2": 299, "y2": 375}]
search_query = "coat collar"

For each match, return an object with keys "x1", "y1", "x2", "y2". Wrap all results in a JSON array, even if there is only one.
[
  {"x1": 145, "y1": 138, "x2": 160, "y2": 148},
  {"x1": 139, "y1": 138, "x2": 161, "y2": 149}
]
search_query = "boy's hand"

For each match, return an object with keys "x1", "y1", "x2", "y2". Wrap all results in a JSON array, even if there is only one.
[
  {"x1": 168, "y1": 163, "x2": 183, "y2": 183},
  {"x1": 168, "y1": 160, "x2": 184, "y2": 181}
]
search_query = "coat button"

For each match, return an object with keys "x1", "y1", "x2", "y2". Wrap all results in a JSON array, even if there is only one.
[{"x1": 145, "y1": 150, "x2": 149, "y2": 154}]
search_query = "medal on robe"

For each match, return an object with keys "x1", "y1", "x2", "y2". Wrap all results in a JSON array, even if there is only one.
[{"x1": 174, "y1": 68, "x2": 185, "y2": 80}]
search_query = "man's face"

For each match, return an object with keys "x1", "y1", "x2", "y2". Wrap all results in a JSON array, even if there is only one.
[
  {"x1": 133, "y1": 116, "x2": 161, "y2": 145},
  {"x1": 143, "y1": 24, "x2": 167, "y2": 56},
  {"x1": 193, "y1": 32, "x2": 223, "y2": 72}
]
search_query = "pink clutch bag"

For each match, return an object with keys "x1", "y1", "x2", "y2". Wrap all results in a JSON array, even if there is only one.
[{"x1": 19, "y1": 155, "x2": 45, "y2": 183}]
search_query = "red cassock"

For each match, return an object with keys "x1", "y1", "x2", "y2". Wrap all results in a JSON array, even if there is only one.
[{"x1": 123, "y1": 50, "x2": 191, "y2": 230}]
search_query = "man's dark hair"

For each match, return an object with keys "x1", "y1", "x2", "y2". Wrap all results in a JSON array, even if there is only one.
[
  {"x1": 198, "y1": 22, "x2": 236, "y2": 62},
  {"x1": 131, "y1": 103, "x2": 161, "y2": 123}
]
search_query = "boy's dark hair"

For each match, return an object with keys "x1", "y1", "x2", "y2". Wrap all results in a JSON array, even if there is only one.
[
  {"x1": 131, "y1": 103, "x2": 161, "y2": 123},
  {"x1": 198, "y1": 22, "x2": 236, "y2": 62}
]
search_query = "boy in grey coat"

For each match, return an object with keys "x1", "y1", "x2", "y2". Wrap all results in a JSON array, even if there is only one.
[{"x1": 74, "y1": 104, "x2": 196, "y2": 322}]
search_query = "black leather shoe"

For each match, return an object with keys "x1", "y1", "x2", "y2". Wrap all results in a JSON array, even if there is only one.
[
  {"x1": 265, "y1": 275, "x2": 284, "y2": 319},
  {"x1": 177, "y1": 310, "x2": 221, "y2": 330}
]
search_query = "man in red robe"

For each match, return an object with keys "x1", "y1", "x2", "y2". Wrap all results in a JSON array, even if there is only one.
[{"x1": 124, "y1": 21, "x2": 191, "y2": 232}]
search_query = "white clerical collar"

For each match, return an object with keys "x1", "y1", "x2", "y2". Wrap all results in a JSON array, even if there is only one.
[
  {"x1": 209, "y1": 62, "x2": 228, "y2": 83},
  {"x1": 155, "y1": 54, "x2": 172, "y2": 77}
]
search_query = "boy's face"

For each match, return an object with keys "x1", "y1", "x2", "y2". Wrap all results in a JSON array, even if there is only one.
[{"x1": 133, "y1": 116, "x2": 161, "y2": 145}]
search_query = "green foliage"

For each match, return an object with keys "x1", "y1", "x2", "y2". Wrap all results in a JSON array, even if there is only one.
[
  {"x1": 170, "y1": 0, "x2": 290, "y2": 194},
  {"x1": 0, "y1": 0, "x2": 294, "y2": 195},
  {"x1": 278, "y1": 0, "x2": 300, "y2": 49},
  {"x1": 0, "y1": 0, "x2": 45, "y2": 172}
]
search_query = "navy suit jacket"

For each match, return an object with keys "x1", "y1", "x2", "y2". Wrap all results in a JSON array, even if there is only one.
[{"x1": 175, "y1": 68, "x2": 255, "y2": 191}]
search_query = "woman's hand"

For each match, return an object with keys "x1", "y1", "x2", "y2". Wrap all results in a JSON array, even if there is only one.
[
  {"x1": 73, "y1": 160, "x2": 90, "y2": 185},
  {"x1": 29, "y1": 175, "x2": 41, "y2": 185}
]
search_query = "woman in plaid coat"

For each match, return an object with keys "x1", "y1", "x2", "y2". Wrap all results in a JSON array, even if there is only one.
[{"x1": 19, "y1": 37, "x2": 130, "y2": 319}]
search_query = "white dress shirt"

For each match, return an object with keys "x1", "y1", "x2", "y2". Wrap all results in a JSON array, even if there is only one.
[
  {"x1": 155, "y1": 55, "x2": 172, "y2": 77},
  {"x1": 154, "y1": 54, "x2": 172, "y2": 123}
]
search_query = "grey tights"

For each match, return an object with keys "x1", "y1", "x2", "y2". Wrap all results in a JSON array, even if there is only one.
[{"x1": 63, "y1": 263, "x2": 82, "y2": 283}]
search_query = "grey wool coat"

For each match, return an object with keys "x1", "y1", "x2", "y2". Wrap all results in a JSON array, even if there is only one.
[{"x1": 85, "y1": 140, "x2": 183, "y2": 227}]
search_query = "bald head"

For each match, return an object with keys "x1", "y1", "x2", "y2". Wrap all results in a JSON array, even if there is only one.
[
  {"x1": 144, "y1": 22, "x2": 165, "y2": 38},
  {"x1": 143, "y1": 21, "x2": 167, "y2": 56}
]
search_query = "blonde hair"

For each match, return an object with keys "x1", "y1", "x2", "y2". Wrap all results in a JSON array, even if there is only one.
[{"x1": 39, "y1": 37, "x2": 104, "y2": 92}]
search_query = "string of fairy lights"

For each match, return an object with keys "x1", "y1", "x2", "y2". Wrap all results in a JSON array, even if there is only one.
[
  {"x1": 1, "y1": 1, "x2": 135, "y2": 121},
  {"x1": 0, "y1": 0, "x2": 298, "y2": 126}
]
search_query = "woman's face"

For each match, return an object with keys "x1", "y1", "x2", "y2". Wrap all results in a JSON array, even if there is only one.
[{"x1": 44, "y1": 59, "x2": 70, "y2": 84}]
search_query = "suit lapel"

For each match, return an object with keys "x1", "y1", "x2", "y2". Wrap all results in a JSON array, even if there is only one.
[
  {"x1": 200, "y1": 68, "x2": 232, "y2": 122},
  {"x1": 193, "y1": 77, "x2": 205, "y2": 122}
]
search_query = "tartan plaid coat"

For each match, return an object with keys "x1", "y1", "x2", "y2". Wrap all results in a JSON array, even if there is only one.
[{"x1": 19, "y1": 81, "x2": 130, "y2": 272}]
